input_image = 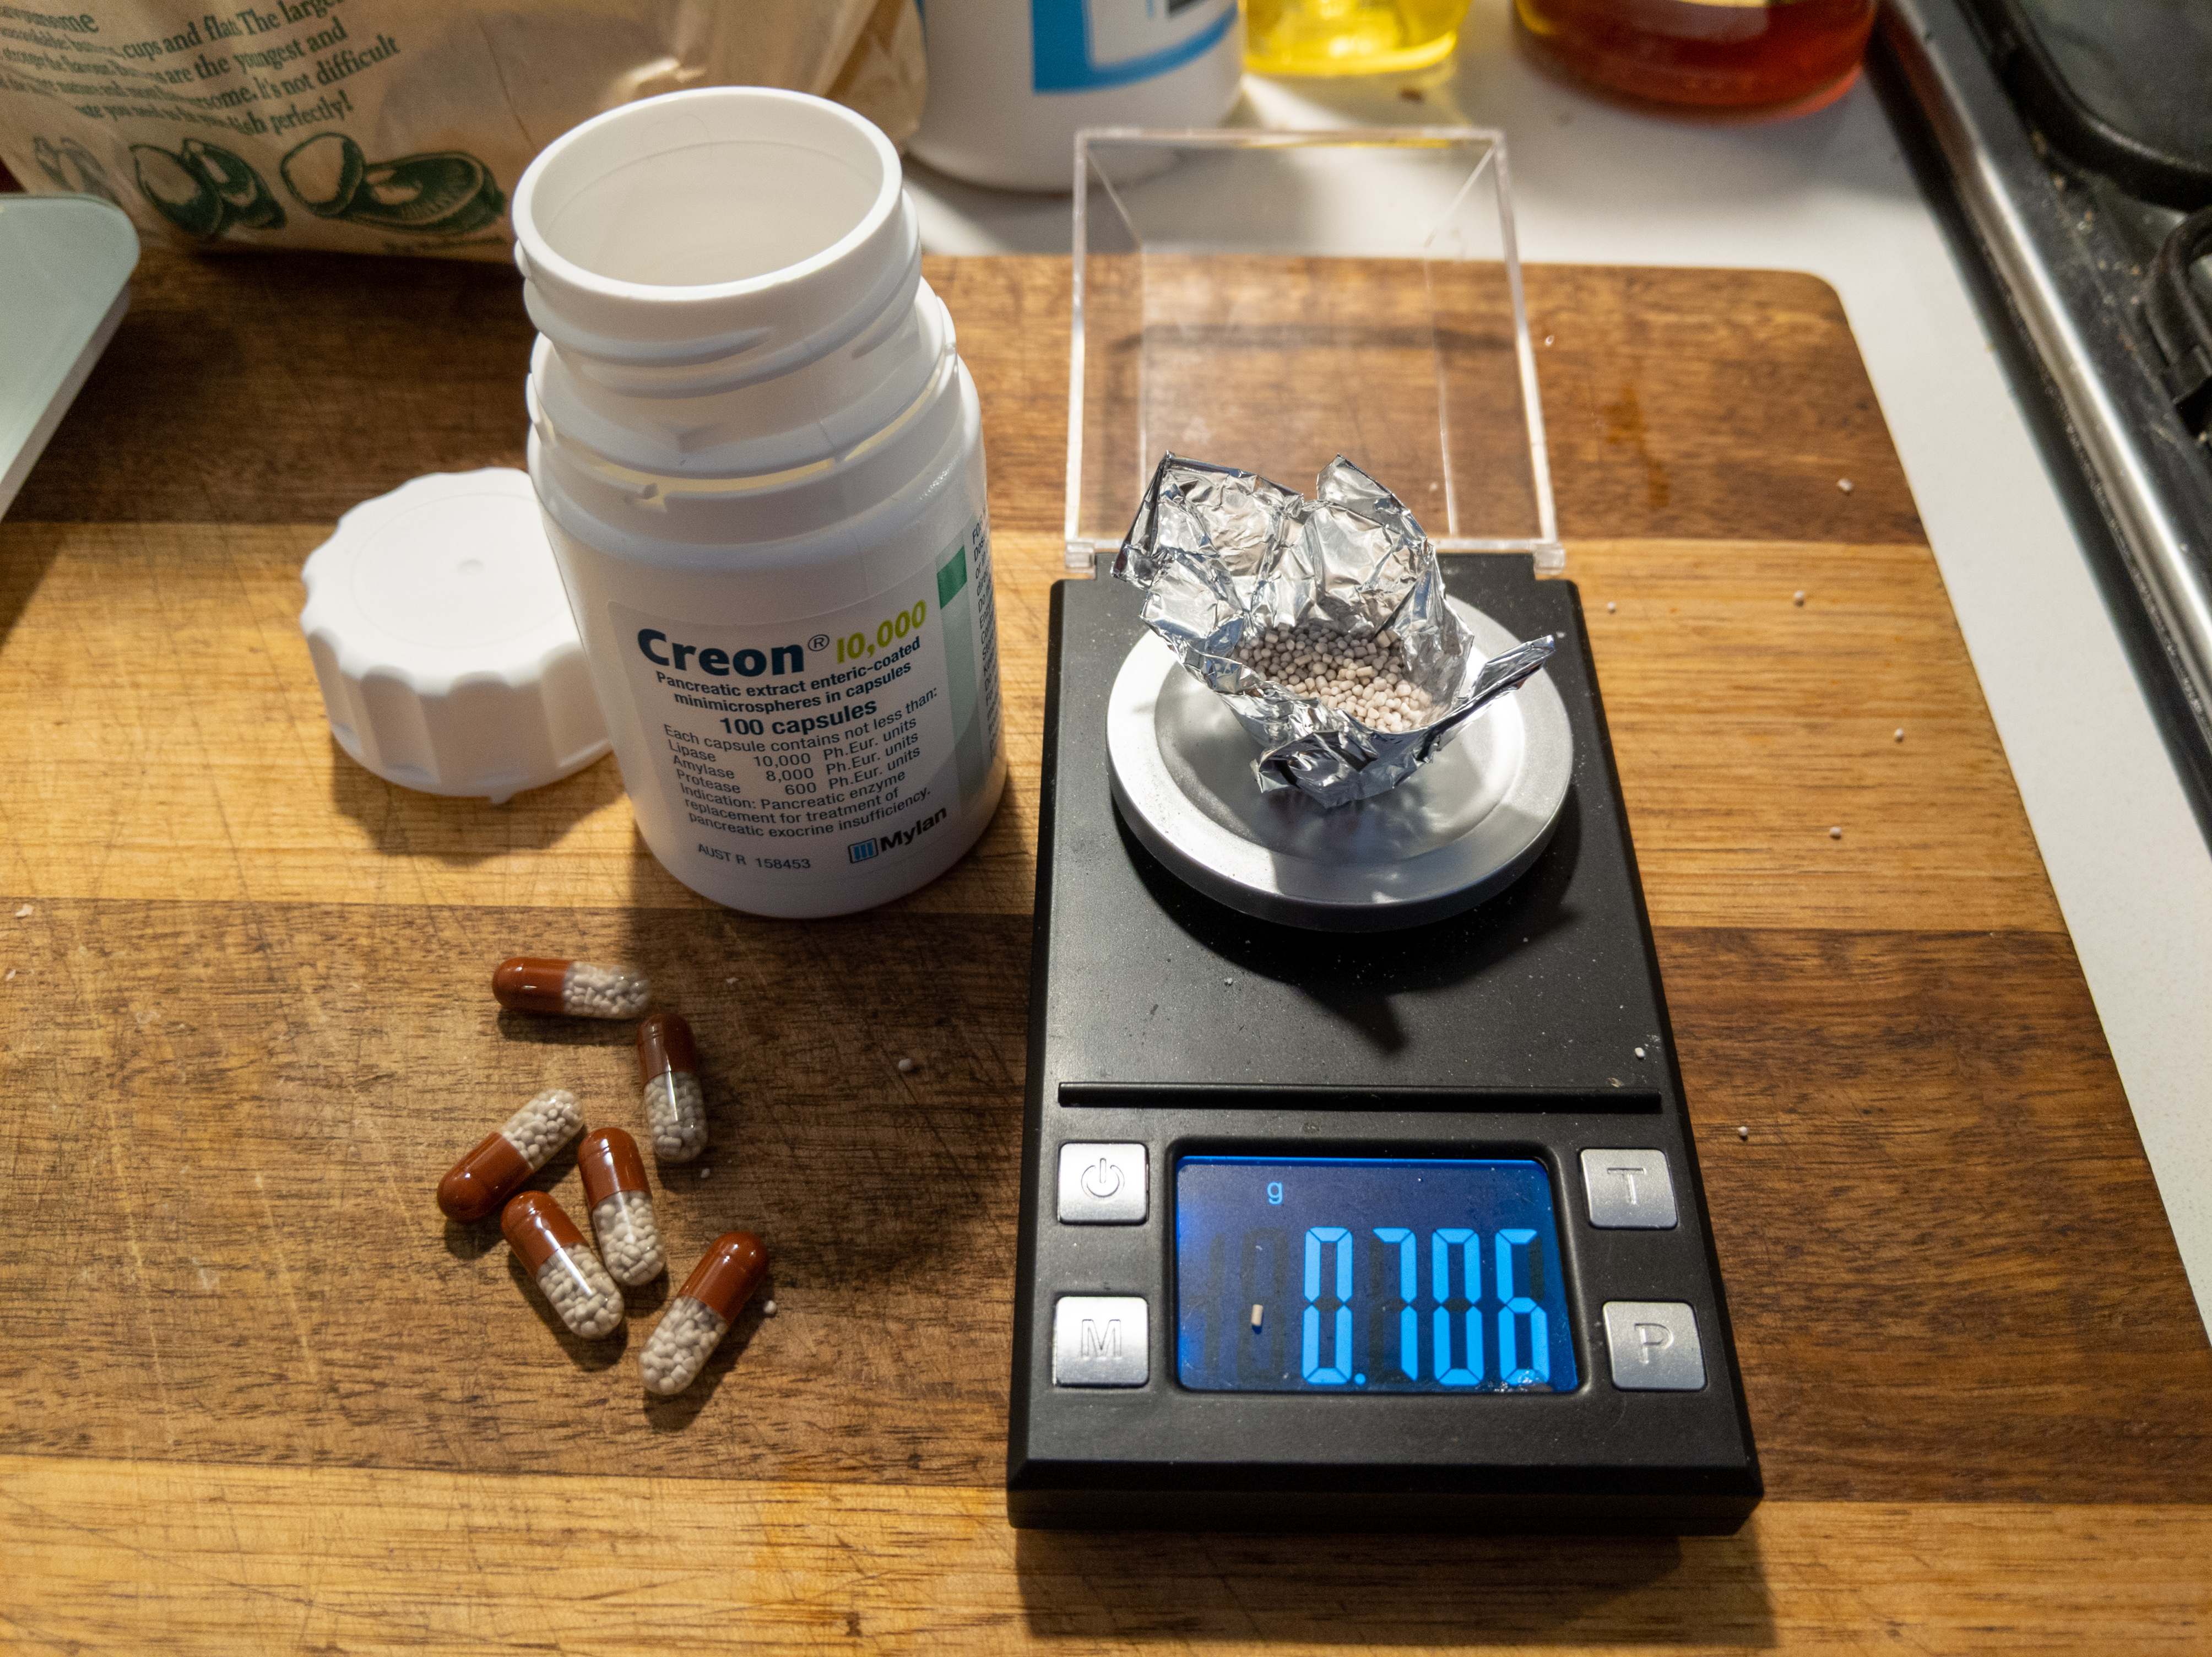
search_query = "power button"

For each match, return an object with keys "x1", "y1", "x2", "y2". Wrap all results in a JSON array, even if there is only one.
[{"x1": 1056, "y1": 1143, "x2": 1147, "y2": 1223}]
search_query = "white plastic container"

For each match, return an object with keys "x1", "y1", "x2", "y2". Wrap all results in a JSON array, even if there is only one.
[
  {"x1": 513, "y1": 89, "x2": 1006, "y2": 917},
  {"x1": 909, "y1": 0, "x2": 1244, "y2": 192}
]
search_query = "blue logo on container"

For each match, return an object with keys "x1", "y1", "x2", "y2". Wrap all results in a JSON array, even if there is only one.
[
  {"x1": 1031, "y1": 0, "x2": 1236, "y2": 93},
  {"x1": 848, "y1": 839, "x2": 879, "y2": 863}
]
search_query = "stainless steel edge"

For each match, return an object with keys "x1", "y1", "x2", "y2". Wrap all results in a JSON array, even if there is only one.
[{"x1": 1880, "y1": 0, "x2": 2212, "y2": 734}]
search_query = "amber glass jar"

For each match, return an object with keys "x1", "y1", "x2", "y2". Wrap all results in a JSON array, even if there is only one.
[{"x1": 1515, "y1": 0, "x2": 1875, "y2": 111}]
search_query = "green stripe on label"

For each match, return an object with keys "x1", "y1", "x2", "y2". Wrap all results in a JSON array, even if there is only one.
[
  {"x1": 938, "y1": 535, "x2": 986, "y2": 806},
  {"x1": 937, "y1": 546, "x2": 969, "y2": 609}
]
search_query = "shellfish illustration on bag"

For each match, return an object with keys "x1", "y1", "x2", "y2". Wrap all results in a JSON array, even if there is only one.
[
  {"x1": 131, "y1": 138, "x2": 285, "y2": 237},
  {"x1": 280, "y1": 132, "x2": 505, "y2": 238},
  {"x1": 32, "y1": 136, "x2": 121, "y2": 205}
]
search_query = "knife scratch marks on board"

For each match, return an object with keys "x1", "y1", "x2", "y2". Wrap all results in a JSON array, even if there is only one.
[
  {"x1": 97, "y1": 1058, "x2": 181, "y2": 1449},
  {"x1": 256, "y1": 1171, "x2": 324, "y2": 1390}
]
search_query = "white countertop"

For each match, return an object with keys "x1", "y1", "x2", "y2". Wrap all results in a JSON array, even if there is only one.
[{"x1": 905, "y1": 0, "x2": 2212, "y2": 1335}]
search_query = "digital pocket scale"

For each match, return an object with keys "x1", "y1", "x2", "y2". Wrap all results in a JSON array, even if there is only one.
[{"x1": 1008, "y1": 556, "x2": 1761, "y2": 1533}]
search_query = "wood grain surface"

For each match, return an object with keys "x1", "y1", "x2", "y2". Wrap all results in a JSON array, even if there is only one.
[
  {"x1": 9, "y1": 1458, "x2": 2211, "y2": 1653},
  {"x1": 2, "y1": 247, "x2": 2206, "y2": 1653}
]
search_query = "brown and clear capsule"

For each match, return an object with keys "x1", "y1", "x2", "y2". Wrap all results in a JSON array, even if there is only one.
[
  {"x1": 639, "y1": 1231, "x2": 767, "y2": 1396},
  {"x1": 578, "y1": 1126, "x2": 665, "y2": 1287},
  {"x1": 502, "y1": 1190, "x2": 624, "y2": 1339},
  {"x1": 436, "y1": 1087, "x2": 583, "y2": 1222},
  {"x1": 636, "y1": 1011, "x2": 708, "y2": 1162},
  {"x1": 494, "y1": 956, "x2": 650, "y2": 1020}
]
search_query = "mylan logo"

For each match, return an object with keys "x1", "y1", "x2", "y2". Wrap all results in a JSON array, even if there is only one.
[{"x1": 848, "y1": 806, "x2": 947, "y2": 865}]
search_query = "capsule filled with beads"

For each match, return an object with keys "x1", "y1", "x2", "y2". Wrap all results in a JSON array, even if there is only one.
[
  {"x1": 578, "y1": 1126, "x2": 665, "y2": 1287},
  {"x1": 436, "y1": 1087, "x2": 584, "y2": 1222},
  {"x1": 494, "y1": 956, "x2": 650, "y2": 1020},
  {"x1": 640, "y1": 1231, "x2": 766, "y2": 1395},
  {"x1": 637, "y1": 1011, "x2": 708, "y2": 1162},
  {"x1": 503, "y1": 1191, "x2": 625, "y2": 1338}
]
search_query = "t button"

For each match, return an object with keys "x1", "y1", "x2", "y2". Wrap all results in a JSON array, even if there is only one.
[
  {"x1": 1058, "y1": 1143, "x2": 1147, "y2": 1223},
  {"x1": 1580, "y1": 1148, "x2": 1678, "y2": 1228},
  {"x1": 1603, "y1": 1301, "x2": 1706, "y2": 1390}
]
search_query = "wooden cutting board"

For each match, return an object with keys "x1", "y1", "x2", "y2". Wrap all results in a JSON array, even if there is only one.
[{"x1": 1, "y1": 247, "x2": 2207, "y2": 1653}]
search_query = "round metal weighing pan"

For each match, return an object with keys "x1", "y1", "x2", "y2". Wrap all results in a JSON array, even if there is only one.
[{"x1": 1105, "y1": 599, "x2": 1574, "y2": 933}]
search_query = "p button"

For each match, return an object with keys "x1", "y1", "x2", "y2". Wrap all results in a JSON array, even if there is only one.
[{"x1": 1603, "y1": 1301, "x2": 1706, "y2": 1391}]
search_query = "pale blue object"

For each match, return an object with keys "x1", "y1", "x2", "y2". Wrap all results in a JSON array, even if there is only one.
[{"x1": 0, "y1": 194, "x2": 137, "y2": 521}]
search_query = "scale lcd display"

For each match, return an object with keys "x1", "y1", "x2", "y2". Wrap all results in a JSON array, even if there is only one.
[{"x1": 1175, "y1": 1157, "x2": 1578, "y2": 1393}]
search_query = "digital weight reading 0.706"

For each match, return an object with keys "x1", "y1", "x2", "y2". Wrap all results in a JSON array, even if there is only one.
[{"x1": 1174, "y1": 1157, "x2": 1580, "y2": 1394}]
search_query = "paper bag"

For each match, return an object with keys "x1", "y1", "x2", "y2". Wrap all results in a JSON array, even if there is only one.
[{"x1": 0, "y1": 0, "x2": 923, "y2": 259}]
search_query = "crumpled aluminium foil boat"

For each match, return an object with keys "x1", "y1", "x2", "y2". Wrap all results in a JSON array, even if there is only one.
[{"x1": 1112, "y1": 452, "x2": 1557, "y2": 807}]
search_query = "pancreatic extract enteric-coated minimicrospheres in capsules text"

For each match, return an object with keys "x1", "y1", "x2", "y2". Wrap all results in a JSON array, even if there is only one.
[{"x1": 513, "y1": 89, "x2": 1006, "y2": 919}]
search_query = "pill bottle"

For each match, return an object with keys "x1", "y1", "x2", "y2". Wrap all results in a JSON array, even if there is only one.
[{"x1": 513, "y1": 89, "x2": 1006, "y2": 918}]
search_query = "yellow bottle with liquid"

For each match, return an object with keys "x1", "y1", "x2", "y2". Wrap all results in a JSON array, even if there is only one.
[{"x1": 1245, "y1": 0, "x2": 1474, "y2": 75}]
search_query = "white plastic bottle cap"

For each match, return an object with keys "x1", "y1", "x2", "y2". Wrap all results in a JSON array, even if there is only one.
[{"x1": 299, "y1": 469, "x2": 610, "y2": 804}]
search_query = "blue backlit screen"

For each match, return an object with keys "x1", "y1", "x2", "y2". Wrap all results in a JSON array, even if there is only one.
[{"x1": 1175, "y1": 1157, "x2": 1579, "y2": 1393}]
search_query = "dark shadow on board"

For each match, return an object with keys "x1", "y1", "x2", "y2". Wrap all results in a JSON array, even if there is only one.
[
  {"x1": 0, "y1": 529, "x2": 66, "y2": 654},
  {"x1": 326, "y1": 737, "x2": 615, "y2": 869},
  {"x1": 642, "y1": 1288, "x2": 771, "y2": 1432},
  {"x1": 502, "y1": 1250, "x2": 628, "y2": 1374},
  {"x1": 1015, "y1": 1524, "x2": 1774, "y2": 1647}
]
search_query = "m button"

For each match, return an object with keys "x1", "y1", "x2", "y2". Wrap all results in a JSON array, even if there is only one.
[{"x1": 1052, "y1": 1296, "x2": 1149, "y2": 1386}]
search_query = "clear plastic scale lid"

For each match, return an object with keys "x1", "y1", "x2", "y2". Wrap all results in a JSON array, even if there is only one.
[
  {"x1": 1065, "y1": 127, "x2": 1560, "y2": 576},
  {"x1": 299, "y1": 468, "x2": 609, "y2": 803}
]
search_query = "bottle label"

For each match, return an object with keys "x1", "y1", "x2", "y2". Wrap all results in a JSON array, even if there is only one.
[
  {"x1": 607, "y1": 517, "x2": 1001, "y2": 876},
  {"x1": 1031, "y1": 0, "x2": 1238, "y2": 93}
]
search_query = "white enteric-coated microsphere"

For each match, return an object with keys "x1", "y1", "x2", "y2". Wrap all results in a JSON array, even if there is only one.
[
  {"x1": 536, "y1": 1247, "x2": 625, "y2": 1337},
  {"x1": 1233, "y1": 621, "x2": 1438, "y2": 734},
  {"x1": 645, "y1": 1073, "x2": 708, "y2": 1158},
  {"x1": 591, "y1": 1190, "x2": 663, "y2": 1286},
  {"x1": 502, "y1": 1089, "x2": 584, "y2": 1165},
  {"x1": 640, "y1": 1296, "x2": 729, "y2": 1395}
]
